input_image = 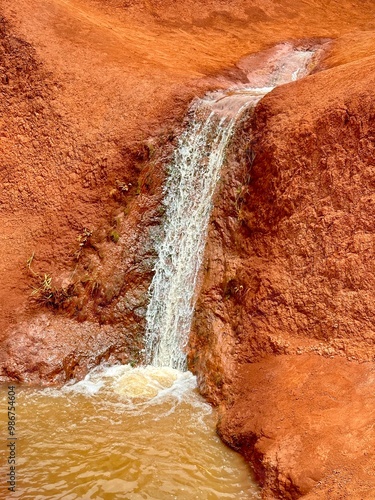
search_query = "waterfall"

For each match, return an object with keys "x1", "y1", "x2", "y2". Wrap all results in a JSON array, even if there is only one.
[{"x1": 144, "y1": 46, "x2": 316, "y2": 370}]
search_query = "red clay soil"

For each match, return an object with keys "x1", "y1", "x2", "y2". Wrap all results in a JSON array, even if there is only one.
[
  {"x1": 0, "y1": 0, "x2": 373, "y2": 377},
  {"x1": 1, "y1": 0, "x2": 375, "y2": 497},
  {"x1": 189, "y1": 30, "x2": 375, "y2": 499},
  {"x1": 217, "y1": 355, "x2": 375, "y2": 499}
]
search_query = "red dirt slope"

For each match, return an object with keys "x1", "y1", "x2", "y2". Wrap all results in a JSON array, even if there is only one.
[
  {"x1": 2, "y1": 1, "x2": 375, "y2": 497},
  {"x1": 2, "y1": 0, "x2": 375, "y2": 381},
  {"x1": 190, "y1": 34, "x2": 375, "y2": 499}
]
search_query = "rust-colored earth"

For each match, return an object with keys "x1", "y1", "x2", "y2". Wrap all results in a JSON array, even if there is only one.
[{"x1": 1, "y1": 0, "x2": 375, "y2": 498}]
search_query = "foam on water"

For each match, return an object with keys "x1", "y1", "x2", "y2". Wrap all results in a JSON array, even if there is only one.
[{"x1": 61, "y1": 363, "x2": 207, "y2": 416}]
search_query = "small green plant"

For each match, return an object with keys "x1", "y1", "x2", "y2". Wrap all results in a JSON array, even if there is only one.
[
  {"x1": 74, "y1": 227, "x2": 93, "y2": 260},
  {"x1": 31, "y1": 273, "x2": 52, "y2": 298},
  {"x1": 26, "y1": 253, "x2": 77, "y2": 309},
  {"x1": 30, "y1": 273, "x2": 76, "y2": 309},
  {"x1": 26, "y1": 252, "x2": 36, "y2": 274},
  {"x1": 109, "y1": 229, "x2": 120, "y2": 243}
]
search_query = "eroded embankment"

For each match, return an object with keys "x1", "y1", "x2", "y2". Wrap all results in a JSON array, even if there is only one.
[
  {"x1": 188, "y1": 45, "x2": 375, "y2": 498},
  {"x1": 2, "y1": 1, "x2": 375, "y2": 496},
  {"x1": 2, "y1": 0, "x2": 375, "y2": 384},
  {"x1": 0, "y1": 11, "x2": 209, "y2": 383}
]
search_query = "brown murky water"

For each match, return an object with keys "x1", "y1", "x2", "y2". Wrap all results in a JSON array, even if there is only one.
[{"x1": 0, "y1": 365, "x2": 260, "y2": 499}]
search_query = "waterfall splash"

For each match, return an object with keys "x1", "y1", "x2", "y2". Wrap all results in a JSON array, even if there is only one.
[{"x1": 145, "y1": 45, "x2": 317, "y2": 370}]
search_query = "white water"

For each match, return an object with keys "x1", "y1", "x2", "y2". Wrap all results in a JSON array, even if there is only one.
[
  {"x1": 144, "y1": 100, "x2": 249, "y2": 370},
  {"x1": 145, "y1": 45, "x2": 316, "y2": 370}
]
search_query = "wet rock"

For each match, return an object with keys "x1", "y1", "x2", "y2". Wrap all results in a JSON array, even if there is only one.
[
  {"x1": 189, "y1": 40, "x2": 375, "y2": 498},
  {"x1": 217, "y1": 356, "x2": 375, "y2": 499}
]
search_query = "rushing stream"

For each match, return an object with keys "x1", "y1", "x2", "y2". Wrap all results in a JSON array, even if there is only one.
[{"x1": 1, "y1": 44, "x2": 317, "y2": 499}]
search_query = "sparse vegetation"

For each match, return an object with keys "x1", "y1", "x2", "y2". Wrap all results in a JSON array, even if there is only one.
[
  {"x1": 81, "y1": 274, "x2": 101, "y2": 297},
  {"x1": 213, "y1": 372, "x2": 224, "y2": 389},
  {"x1": 109, "y1": 229, "x2": 120, "y2": 243},
  {"x1": 233, "y1": 149, "x2": 255, "y2": 222},
  {"x1": 74, "y1": 227, "x2": 93, "y2": 260},
  {"x1": 145, "y1": 141, "x2": 155, "y2": 159},
  {"x1": 26, "y1": 253, "x2": 78, "y2": 309},
  {"x1": 223, "y1": 278, "x2": 246, "y2": 302},
  {"x1": 156, "y1": 204, "x2": 166, "y2": 217},
  {"x1": 115, "y1": 179, "x2": 132, "y2": 193}
]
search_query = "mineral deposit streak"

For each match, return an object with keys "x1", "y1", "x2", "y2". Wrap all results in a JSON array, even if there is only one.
[{"x1": 145, "y1": 45, "x2": 316, "y2": 370}]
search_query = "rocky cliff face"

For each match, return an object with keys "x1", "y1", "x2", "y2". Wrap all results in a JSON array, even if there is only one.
[
  {"x1": 0, "y1": 8, "x2": 204, "y2": 382},
  {"x1": 189, "y1": 44, "x2": 375, "y2": 498},
  {"x1": 2, "y1": 0, "x2": 375, "y2": 497}
]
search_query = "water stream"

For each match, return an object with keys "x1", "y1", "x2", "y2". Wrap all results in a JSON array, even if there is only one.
[
  {"x1": 0, "y1": 44, "x2": 317, "y2": 499},
  {"x1": 145, "y1": 45, "x2": 315, "y2": 370},
  {"x1": 144, "y1": 101, "x2": 249, "y2": 370}
]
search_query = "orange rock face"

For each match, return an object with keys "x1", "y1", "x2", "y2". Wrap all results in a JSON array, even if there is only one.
[
  {"x1": 217, "y1": 355, "x2": 375, "y2": 498},
  {"x1": 189, "y1": 32, "x2": 375, "y2": 499},
  {"x1": 1, "y1": 0, "x2": 375, "y2": 497}
]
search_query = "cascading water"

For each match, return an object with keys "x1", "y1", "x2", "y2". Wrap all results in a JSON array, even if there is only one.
[
  {"x1": 145, "y1": 45, "x2": 317, "y2": 370},
  {"x1": 144, "y1": 99, "x2": 251, "y2": 370},
  {"x1": 0, "y1": 44, "x2": 323, "y2": 500}
]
